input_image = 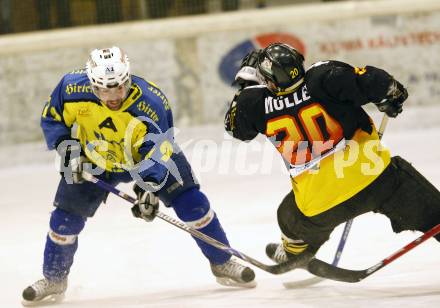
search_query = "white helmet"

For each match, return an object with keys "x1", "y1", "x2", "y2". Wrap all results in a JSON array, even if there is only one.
[{"x1": 86, "y1": 46, "x2": 131, "y2": 89}]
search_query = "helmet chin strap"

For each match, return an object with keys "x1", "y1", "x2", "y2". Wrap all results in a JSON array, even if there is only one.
[{"x1": 275, "y1": 77, "x2": 305, "y2": 96}]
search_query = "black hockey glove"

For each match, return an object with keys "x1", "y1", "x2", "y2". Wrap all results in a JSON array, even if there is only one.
[
  {"x1": 233, "y1": 50, "x2": 262, "y2": 89},
  {"x1": 131, "y1": 183, "x2": 160, "y2": 222},
  {"x1": 240, "y1": 50, "x2": 260, "y2": 69},
  {"x1": 56, "y1": 137, "x2": 87, "y2": 184},
  {"x1": 375, "y1": 79, "x2": 408, "y2": 118}
]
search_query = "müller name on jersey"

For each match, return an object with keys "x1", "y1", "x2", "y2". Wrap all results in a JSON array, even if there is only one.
[{"x1": 264, "y1": 85, "x2": 311, "y2": 114}]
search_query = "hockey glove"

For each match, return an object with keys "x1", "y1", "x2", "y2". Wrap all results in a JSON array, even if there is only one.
[
  {"x1": 233, "y1": 50, "x2": 262, "y2": 89},
  {"x1": 375, "y1": 79, "x2": 408, "y2": 118},
  {"x1": 132, "y1": 183, "x2": 160, "y2": 222},
  {"x1": 241, "y1": 50, "x2": 260, "y2": 69},
  {"x1": 56, "y1": 138, "x2": 87, "y2": 184}
]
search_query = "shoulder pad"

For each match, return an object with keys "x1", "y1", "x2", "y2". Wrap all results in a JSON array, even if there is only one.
[
  {"x1": 307, "y1": 60, "x2": 352, "y2": 73},
  {"x1": 306, "y1": 60, "x2": 353, "y2": 85},
  {"x1": 308, "y1": 60, "x2": 330, "y2": 70},
  {"x1": 62, "y1": 73, "x2": 95, "y2": 98},
  {"x1": 131, "y1": 76, "x2": 171, "y2": 112},
  {"x1": 69, "y1": 68, "x2": 87, "y2": 74}
]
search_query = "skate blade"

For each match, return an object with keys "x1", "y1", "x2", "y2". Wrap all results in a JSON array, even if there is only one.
[
  {"x1": 22, "y1": 293, "x2": 65, "y2": 307},
  {"x1": 216, "y1": 277, "x2": 257, "y2": 288}
]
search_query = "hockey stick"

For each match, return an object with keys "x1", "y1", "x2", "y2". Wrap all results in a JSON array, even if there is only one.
[
  {"x1": 307, "y1": 223, "x2": 440, "y2": 283},
  {"x1": 81, "y1": 171, "x2": 309, "y2": 275},
  {"x1": 80, "y1": 173, "x2": 440, "y2": 282},
  {"x1": 378, "y1": 115, "x2": 389, "y2": 137},
  {"x1": 284, "y1": 115, "x2": 389, "y2": 288}
]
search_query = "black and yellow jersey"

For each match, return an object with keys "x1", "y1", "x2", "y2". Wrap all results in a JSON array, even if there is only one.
[
  {"x1": 225, "y1": 61, "x2": 393, "y2": 216},
  {"x1": 41, "y1": 69, "x2": 173, "y2": 183}
]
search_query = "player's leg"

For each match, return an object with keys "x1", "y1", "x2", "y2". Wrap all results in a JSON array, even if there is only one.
[
  {"x1": 172, "y1": 188, "x2": 230, "y2": 263},
  {"x1": 44, "y1": 208, "x2": 85, "y2": 281},
  {"x1": 22, "y1": 207, "x2": 85, "y2": 303},
  {"x1": 157, "y1": 151, "x2": 231, "y2": 264},
  {"x1": 268, "y1": 162, "x2": 400, "y2": 263},
  {"x1": 378, "y1": 156, "x2": 440, "y2": 241},
  {"x1": 171, "y1": 187, "x2": 255, "y2": 287},
  {"x1": 159, "y1": 152, "x2": 255, "y2": 287},
  {"x1": 266, "y1": 191, "x2": 321, "y2": 264},
  {"x1": 23, "y1": 175, "x2": 113, "y2": 302}
]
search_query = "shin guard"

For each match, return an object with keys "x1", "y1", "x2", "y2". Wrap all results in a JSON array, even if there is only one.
[
  {"x1": 43, "y1": 208, "x2": 86, "y2": 281},
  {"x1": 172, "y1": 188, "x2": 230, "y2": 264}
]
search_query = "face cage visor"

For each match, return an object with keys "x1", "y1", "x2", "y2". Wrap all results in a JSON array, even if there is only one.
[{"x1": 92, "y1": 79, "x2": 131, "y2": 102}]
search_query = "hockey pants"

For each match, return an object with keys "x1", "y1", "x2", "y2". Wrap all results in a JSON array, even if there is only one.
[{"x1": 277, "y1": 156, "x2": 440, "y2": 251}]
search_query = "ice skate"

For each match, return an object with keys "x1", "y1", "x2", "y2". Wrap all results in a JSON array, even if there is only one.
[
  {"x1": 22, "y1": 278, "x2": 67, "y2": 305},
  {"x1": 266, "y1": 243, "x2": 292, "y2": 264},
  {"x1": 266, "y1": 243, "x2": 314, "y2": 268},
  {"x1": 211, "y1": 258, "x2": 256, "y2": 288}
]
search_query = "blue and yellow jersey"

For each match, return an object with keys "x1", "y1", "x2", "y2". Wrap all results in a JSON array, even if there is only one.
[{"x1": 41, "y1": 69, "x2": 173, "y2": 183}]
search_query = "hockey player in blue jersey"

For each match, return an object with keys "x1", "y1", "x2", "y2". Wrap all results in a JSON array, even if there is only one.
[{"x1": 23, "y1": 46, "x2": 255, "y2": 303}]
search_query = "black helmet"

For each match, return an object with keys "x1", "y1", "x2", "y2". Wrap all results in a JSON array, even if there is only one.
[{"x1": 257, "y1": 43, "x2": 305, "y2": 93}]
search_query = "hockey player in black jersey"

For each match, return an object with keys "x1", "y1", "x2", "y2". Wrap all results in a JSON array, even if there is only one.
[{"x1": 225, "y1": 43, "x2": 440, "y2": 267}]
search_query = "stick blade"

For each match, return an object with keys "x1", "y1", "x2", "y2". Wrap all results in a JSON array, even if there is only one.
[{"x1": 307, "y1": 259, "x2": 367, "y2": 283}]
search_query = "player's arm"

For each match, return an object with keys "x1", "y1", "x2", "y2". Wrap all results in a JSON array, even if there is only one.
[
  {"x1": 40, "y1": 76, "x2": 74, "y2": 150},
  {"x1": 131, "y1": 93, "x2": 173, "y2": 222},
  {"x1": 134, "y1": 93, "x2": 174, "y2": 186},
  {"x1": 225, "y1": 88, "x2": 263, "y2": 141},
  {"x1": 307, "y1": 61, "x2": 408, "y2": 117},
  {"x1": 41, "y1": 76, "x2": 85, "y2": 183}
]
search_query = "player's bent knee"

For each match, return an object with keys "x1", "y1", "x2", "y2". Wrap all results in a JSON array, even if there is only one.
[
  {"x1": 171, "y1": 188, "x2": 214, "y2": 229},
  {"x1": 49, "y1": 208, "x2": 86, "y2": 245},
  {"x1": 278, "y1": 191, "x2": 294, "y2": 217},
  {"x1": 277, "y1": 191, "x2": 295, "y2": 231}
]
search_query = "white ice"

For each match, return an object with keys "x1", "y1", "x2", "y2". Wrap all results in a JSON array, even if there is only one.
[{"x1": 1, "y1": 106, "x2": 439, "y2": 307}]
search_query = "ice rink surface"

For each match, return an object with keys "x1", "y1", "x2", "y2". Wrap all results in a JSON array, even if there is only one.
[{"x1": 1, "y1": 107, "x2": 439, "y2": 307}]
